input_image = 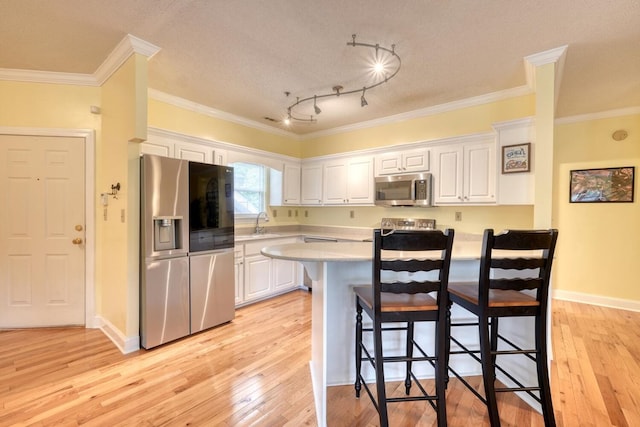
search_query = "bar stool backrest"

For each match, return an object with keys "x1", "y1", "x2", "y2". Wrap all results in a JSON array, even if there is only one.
[
  {"x1": 479, "y1": 229, "x2": 559, "y2": 308},
  {"x1": 372, "y1": 228, "x2": 455, "y2": 315}
]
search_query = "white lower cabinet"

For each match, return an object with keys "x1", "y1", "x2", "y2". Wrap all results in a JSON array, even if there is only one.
[
  {"x1": 236, "y1": 237, "x2": 301, "y2": 306},
  {"x1": 244, "y1": 254, "x2": 272, "y2": 301},
  {"x1": 273, "y1": 257, "x2": 297, "y2": 291}
]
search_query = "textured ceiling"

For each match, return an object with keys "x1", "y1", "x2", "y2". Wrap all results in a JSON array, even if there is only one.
[{"x1": 1, "y1": 0, "x2": 639, "y2": 135}]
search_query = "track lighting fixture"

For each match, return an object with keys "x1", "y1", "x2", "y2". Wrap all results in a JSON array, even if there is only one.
[
  {"x1": 360, "y1": 88, "x2": 368, "y2": 107},
  {"x1": 283, "y1": 34, "x2": 401, "y2": 125}
]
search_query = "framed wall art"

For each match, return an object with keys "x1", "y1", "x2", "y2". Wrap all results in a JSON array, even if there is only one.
[
  {"x1": 502, "y1": 143, "x2": 530, "y2": 173},
  {"x1": 569, "y1": 166, "x2": 635, "y2": 203}
]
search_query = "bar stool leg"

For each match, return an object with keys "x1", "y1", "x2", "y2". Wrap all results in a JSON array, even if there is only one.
[
  {"x1": 536, "y1": 316, "x2": 556, "y2": 426},
  {"x1": 479, "y1": 315, "x2": 501, "y2": 427},
  {"x1": 354, "y1": 302, "x2": 363, "y2": 397},
  {"x1": 374, "y1": 319, "x2": 389, "y2": 427},
  {"x1": 405, "y1": 321, "x2": 414, "y2": 394},
  {"x1": 435, "y1": 319, "x2": 448, "y2": 427},
  {"x1": 490, "y1": 317, "x2": 499, "y2": 381}
]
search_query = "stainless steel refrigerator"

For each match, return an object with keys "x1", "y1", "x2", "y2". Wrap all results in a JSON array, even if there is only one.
[{"x1": 140, "y1": 155, "x2": 235, "y2": 349}]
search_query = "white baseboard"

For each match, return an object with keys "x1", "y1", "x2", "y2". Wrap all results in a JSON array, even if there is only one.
[
  {"x1": 93, "y1": 315, "x2": 141, "y2": 354},
  {"x1": 553, "y1": 290, "x2": 640, "y2": 312}
]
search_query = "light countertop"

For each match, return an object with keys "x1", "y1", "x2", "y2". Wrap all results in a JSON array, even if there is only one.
[{"x1": 261, "y1": 240, "x2": 486, "y2": 262}]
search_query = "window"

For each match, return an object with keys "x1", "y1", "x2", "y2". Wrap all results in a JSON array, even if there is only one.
[{"x1": 230, "y1": 162, "x2": 266, "y2": 215}]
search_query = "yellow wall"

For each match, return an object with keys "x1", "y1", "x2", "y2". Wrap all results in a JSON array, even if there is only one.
[
  {"x1": 554, "y1": 113, "x2": 640, "y2": 301},
  {"x1": 99, "y1": 55, "x2": 148, "y2": 336},
  {"x1": 0, "y1": 81, "x2": 101, "y2": 129},
  {"x1": 148, "y1": 99, "x2": 302, "y2": 158},
  {"x1": 296, "y1": 205, "x2": 533, "y2": 234},
  {"x1": 301, "y1": 95, "x2": 535, "y2": 157},
  {"x1": 533, "y1": 63, "x2": 556, "y2": 228}
]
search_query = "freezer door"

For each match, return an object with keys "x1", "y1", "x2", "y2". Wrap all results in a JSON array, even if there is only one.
[
  {"x1": 190, "y1": 250, "x2": 235, "y2": 333},
  {"x1": 141, "y1": 256, "x2": 190, "y2": 349},
  {"x1": 141, "y1": 154, "x2": 189, "y2": 259}
]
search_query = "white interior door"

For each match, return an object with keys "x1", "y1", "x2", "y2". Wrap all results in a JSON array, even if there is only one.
[{"x1": 0, "y1": 134, "x2": 85, "y2": 327}]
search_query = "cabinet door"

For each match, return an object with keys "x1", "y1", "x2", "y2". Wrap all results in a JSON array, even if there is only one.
[
  {"x1": 323, "y1": 160, "x2": 348, "y2": 204},
  {"x1": 273, "y1": 258, "x2": 297, "y2": 292},
  {"x1": 464, "y1": 142, "x2": 496, "y2": 203},
  {"x1": 175, "y1": 142, "x2": 210, "y2": 163},
  {"x1": 346, "y1": 157, "x2": 374, "y2": 204},
  {"x1": 403, "y1": 148, "x2": 430, "y2": 173},
  {"x1": 283, "y1": 163, "x2": 301, "y2": 205},
  {"x1": 212, "y1": 149, "x2": 227, "y2": 165},
  {"x1": 234, "y1": 246, "x2": 244, "y2": 305},
  {"x1": 375, "y1": 152, "x2": 403, "y2": 175},
  {"x1": 433, "y1": 145, "x2": 464, "y2": 204},
  {"x1": 140, "y1": 140, "x2": 174, "y2": 157},
  {"x1": 244, "y1": 255, "x2": 272, "y2": 301},
  {"x1": 301, "y1": 163, "x2": 323, "y2": 205}
]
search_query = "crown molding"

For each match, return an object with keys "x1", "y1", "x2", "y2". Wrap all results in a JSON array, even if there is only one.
[
  {"x1": 555, "y1": 106, "x2": 640, "y2": 125},
  {"x1": 300, "y1": 85, "x2": 533, "y2": 140},
  {"x1": 0, "y1": 34, "x2": 159, "y2": 87},
  {"x1": 0, "y1": 67, "x2": 98, "y2": 85},
  {"x1": 524, "y1": 45, "x2": 568, "y2": 92},
  {"x1": 148, "y1": 89, "x2": 299, "y2": 139},
  {"x1": 94, "y1": 34, "x2": 160, "y2": 85}
]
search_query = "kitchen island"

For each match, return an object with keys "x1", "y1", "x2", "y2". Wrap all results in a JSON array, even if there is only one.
[{"x1": 261, "y1": 240, "x2": 541, "y2": 426}]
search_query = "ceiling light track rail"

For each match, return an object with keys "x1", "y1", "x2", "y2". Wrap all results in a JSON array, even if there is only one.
[{"x1": 285, "y1": 34, "x2": 401, "y2": 125}]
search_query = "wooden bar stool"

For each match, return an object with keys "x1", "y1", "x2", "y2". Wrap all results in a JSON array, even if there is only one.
[
  {"x1": 447, "y1": 229, "x2": 559, "y2": 427},
  {"x1": 354, "y1": 228, "x2": 454, "y2": 427}
]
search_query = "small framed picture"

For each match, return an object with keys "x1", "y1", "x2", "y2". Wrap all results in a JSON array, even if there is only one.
[
  {"x1": 569, "y1": 167, "x2": 635, "y2": 203},
  {"x1": 502, "y1": 143, "x2": 531, "y2": 174}
]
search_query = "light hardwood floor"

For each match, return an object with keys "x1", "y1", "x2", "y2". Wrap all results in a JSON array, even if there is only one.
[{"x1": 1, "y1": 290, "x2": 639, "y2": 426}]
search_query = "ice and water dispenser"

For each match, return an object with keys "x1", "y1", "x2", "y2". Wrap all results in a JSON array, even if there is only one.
[{"x1": 153, "y1": 217, "x2": 182, "y2": 251}]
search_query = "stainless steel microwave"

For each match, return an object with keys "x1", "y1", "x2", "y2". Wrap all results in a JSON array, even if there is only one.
[{"x1": 374, "y1": 172, "x2": 433, "y2": 207}]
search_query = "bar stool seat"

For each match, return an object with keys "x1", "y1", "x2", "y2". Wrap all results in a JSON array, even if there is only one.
[
  {"x1": 448, "y1": 284, "x2": 539, "y2": 307},
  {"x1": 353, "y1": 289, "x2": 438, "y2": 312}
]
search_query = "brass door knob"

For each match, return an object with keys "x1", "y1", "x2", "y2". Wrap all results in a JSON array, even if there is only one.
[
  {"x1": 72, "y1": 238, "x2": 83, "y2": 245},
  {"x1": 75, "y1": 225, "x2": 83, "y2": 231}
]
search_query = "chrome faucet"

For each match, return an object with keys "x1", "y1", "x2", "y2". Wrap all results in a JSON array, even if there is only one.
[{"x1": 255, "y1": 211, "x2": 269, "y2": 234}]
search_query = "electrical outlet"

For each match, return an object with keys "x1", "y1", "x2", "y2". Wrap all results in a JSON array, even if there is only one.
[
  {"x1": 295, "y1": 210, "x2": 298, "y2": 217},
  {"x1": 350, "y1": 210, "x2": 355, "y2": 219},
  {"x1": 288, "y1": 209, "x2": 292, "y2": 217},
  {"x1": 273, "y1": 209, "x2": 277, "y2": 218},
  {"x1": 455, "y1": 211, "x2": 462, "y2": 221},
  {"x1": 305, "y1": 210, "x2": 308, "y2": 218}
]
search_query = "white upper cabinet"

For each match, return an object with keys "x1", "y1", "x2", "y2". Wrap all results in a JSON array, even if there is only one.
[
  {"x1": 375, "y1": 147, "x2": 430, "y2": 175},
  {"x1": 175, "y1": 142, "x2": 208, "y2": 163},
  {"x1": 432, "y1": 138, "x2": 496, "y2": 204},
  {"x1": 141, "y1": 130, "x2": 228, "y2": 165},
  {"x1": 323, "y1": 156, "x2": 374, "y2": 205},
  {"x1": 494, "y1": 118, "x2": 535, "y2": 205},
  {"x1": 282, "y1": 163, "x2": 301, "y2": 205},
  {"x1": 140, "y1": 139, "x2": 174, "y2": 157},
  {"x1": 270, "y1": 162, "x2": 301, "y2": 206},
  {"x1": 301, "y1": 162, "x2": 323, "y2": 205}
]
